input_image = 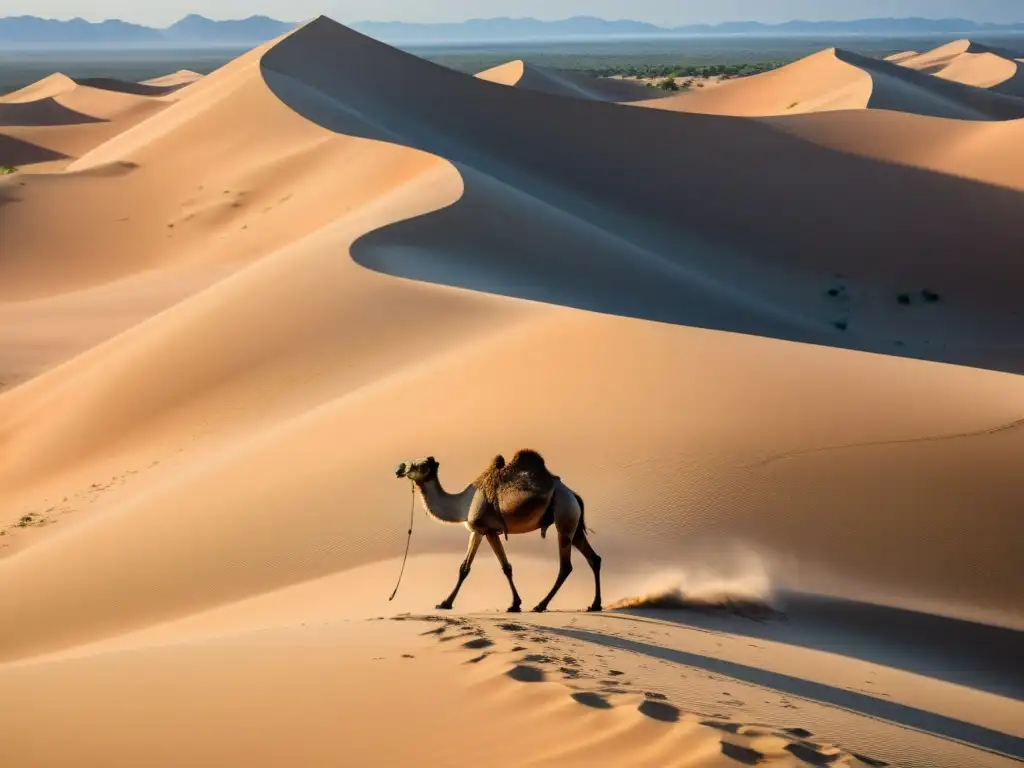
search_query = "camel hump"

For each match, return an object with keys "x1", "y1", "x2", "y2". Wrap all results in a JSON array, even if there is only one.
[
  {"x1": 472, "y1": 449, "x2": 555, "y2": 512},
  {"x1": 507, "y1": 449, "x2": 549, "y2": 475},
  {"x1": 499, "y1": 449, "x2": 556, "y2": 499}
]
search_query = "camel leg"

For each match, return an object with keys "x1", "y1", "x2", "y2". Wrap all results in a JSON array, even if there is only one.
[
  {"x1": 486, "y1": 533, "x2": 522, "y2": 613},
  {"x1": 437, "y1": 531, "x2": 483, "y2": 610},
  {"x1": 573, "y1": 530, "x2": 603, "y2": 612},
  {"x1": 533, "y1": 532, "x2": 573, "y2": 613}
]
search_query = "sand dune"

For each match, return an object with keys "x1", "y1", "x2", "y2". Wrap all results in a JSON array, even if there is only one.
[
  {"x1": 142, "y1": 69, "x2": 204, "y2": 88},
  {"x1": 643, "y1": 46, "x2": 1024, "y2": 120},
  {"x1": 0, "y1": 72, "x2": 191, "y2": 170},
  {"x1": 895, "y1": 40, "x2": 1024, "y2": 97},
  {"x1": 476, "y1": 59, "x2": 657, "y2": 102},
  {"x1": 1, "y1": 16, "x2": 1022, "y2": 768}
]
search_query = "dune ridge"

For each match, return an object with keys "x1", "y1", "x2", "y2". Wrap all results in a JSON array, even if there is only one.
[
  {"x1": 1, "y1": 15, "x2": 1022, "y2": 768},
  {"x1": 896, "y1": 40, "x2": 1024, "y2": 96},
  {"x1": 476, "y1": 59, "x2": 657, "y2": 102},
  {"x1": 0, "y1": 70, "x2": 197, "y2": 169},
  {"x1": 643, "y1": 45, "x2": 1024, "y2": 120}
]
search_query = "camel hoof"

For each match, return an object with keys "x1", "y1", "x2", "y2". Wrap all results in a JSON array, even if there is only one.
[
  {"x1": 532, "y1": 605, "x2": 547, "y2": 613},
  {"x1": 436, "y1": 602, "x2": 453, "y2": 611},
  {"x1": 586, "y1": 604, "x2": 603, "y2": 613},
  {"x1": 507, "y1": 605, "x2": 522, "y2": 613}
]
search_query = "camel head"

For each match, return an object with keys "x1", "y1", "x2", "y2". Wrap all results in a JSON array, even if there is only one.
[{"x1": 394, "y1": 456, "x2": 439, "y2": 483}]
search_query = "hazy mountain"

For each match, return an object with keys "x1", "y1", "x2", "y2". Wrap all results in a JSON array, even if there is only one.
[
  {"x1": 1, "y1": 13, "x2": 1023, "y2": 48},
  {"x1": 0, "y1": 15, "x2": 162, "y2": 45},
  {"x1": 161, "y1": 14, "x2": 295, "y2": 43},
  {"x1": 0, "y1": 14, "x2": 297, "y2": 47},
  {"x1": 352, "y1": 16, "x2": 664, "y2": 43}
]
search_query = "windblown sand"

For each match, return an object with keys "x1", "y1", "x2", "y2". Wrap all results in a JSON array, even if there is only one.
[{"x1": 1, "y1": 21, "x2": 1022, "y2": 768}]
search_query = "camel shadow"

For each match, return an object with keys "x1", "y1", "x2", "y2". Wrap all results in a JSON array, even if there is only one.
[
  {"x1": 615, "y1": 591, "x2": 1024, "y2": 701},
  {"x1": 542, "y1": 622, "x2": 1024, "y2": 760}
]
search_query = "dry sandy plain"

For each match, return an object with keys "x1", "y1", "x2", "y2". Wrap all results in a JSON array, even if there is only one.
[{"x1": 1, "y1": 17, "x2": 1022, "y2": 768}]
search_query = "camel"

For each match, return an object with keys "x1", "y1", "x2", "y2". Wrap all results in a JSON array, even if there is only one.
[{"x1": 394, "y1": 450, "x2": 602, "y2": 614}]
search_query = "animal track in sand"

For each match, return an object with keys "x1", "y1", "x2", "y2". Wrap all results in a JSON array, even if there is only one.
[{"x1": 398, "y1": 615, "x2": 892, "y2": 768}]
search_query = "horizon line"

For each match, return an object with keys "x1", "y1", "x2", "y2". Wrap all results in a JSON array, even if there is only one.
[{"x1": 5, "y1": 12, "x2": 1024, "y2": 28}]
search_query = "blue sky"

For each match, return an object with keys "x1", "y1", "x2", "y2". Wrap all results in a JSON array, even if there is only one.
[{"x1": 9, "y1": 1, "x2": 1024, "y2": 27}]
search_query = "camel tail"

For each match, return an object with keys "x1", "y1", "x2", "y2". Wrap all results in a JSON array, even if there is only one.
[{"x1": 574, "y1": 492, "x2": 594, "y2": 536}]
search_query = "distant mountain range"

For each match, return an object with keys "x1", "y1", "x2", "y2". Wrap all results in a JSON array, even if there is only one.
[{"x1": 2, "y1": 14, "x2": 1024, "y2": 47}]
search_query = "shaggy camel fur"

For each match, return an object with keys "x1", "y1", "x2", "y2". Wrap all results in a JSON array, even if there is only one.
[{"x1": 395, "y1": 450, "x2": 602, "y2": 613}]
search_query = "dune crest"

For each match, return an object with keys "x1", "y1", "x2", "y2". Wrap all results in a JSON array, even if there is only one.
[
  {"x1": 643, "y1": 45, "x2": 1024, "y2": 120},
  {"x1": 895, "y1": 39, "x2": 1024, "y2": 97},
  {"x1": 476, "y1": 59, "x2": 657, "y2": 102}
]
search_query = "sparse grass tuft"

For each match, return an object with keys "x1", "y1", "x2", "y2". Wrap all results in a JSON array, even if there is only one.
[
  {"x1": 897, "y1": 293, "x2": 911, "y2": 305},
  {"x1": 921, "y1": 289, "x2": 941, "y2": 303},
  {"x1": 0, "y1": 164, "x2": 18, "y2": 175},
  {"x1": 833, "y1": 320, "x2": 849, "y2": 331}
]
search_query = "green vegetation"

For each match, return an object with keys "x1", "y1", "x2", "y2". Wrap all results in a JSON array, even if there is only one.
[
  {"x1": 657, "y1": 77, "x2": 679, "y2": 91},
  {"x1": 583, "y1": 61, "x2": 786, "y2": 79},
  {"x1": 0, "y1": 165, "x2": 18, "y2": 175}
]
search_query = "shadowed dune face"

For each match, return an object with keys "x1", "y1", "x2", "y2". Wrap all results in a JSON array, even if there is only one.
[
  {"x1": 890, "y1": 40, "x2": 1024, "y2": 98},
  {"x1": 476, "y1": 59, "x2": 659, "y2": 103},
  {"x1": 0, "y1": 134, "x2": 68, "y2": 166},
  {"x1": 259, "y1": 19, "x2": 1024, "y2": 374},
  {"x1": 0, "y1": 71, "x2": 199, "y2": 173},
  {"x1": 643, "y1": 45, "x2": 1024, "y2": 120},
  {"x1": 0, "y1": 98, "x2": 105, "y2": 127},
  {"x1": 73, "y1": 77, "x2": 191, "y2": 98}
]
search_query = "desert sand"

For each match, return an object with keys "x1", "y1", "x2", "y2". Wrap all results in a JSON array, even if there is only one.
[
  {"x1": 643, "y1": 44, "x2": 1024, "y2": 119},
  {"x1": 1, "y1": 19, "x2": 1022, "y2": 768},
  {"x1": 894, "y1": 40, "x2": 1024, "y2": 97}
]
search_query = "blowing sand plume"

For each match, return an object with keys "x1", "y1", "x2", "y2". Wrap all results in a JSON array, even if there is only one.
[{"x1": 1, "y1": 15, "x2": 1022, "y2": 768}]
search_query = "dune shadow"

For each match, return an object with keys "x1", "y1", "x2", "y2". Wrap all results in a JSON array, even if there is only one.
[
  {"x1": 834, "y1": 48, "x2": 1024, "y2": 120},
  {"x1": 257, "y1": 18, "x2": 1024, "y2": 376},
  {"x1": 0, "y1": 134, "x2": 67, "y2": 167},
  {"x1": 0, "y1": 98, "x2": 106, "y2": 127},
  {"x1": 543, "y1": 623, "x2": 1024, "y2": 760},
  {"x1": 991, "y1": 66, "x2": 1024, "y2": 99},
  {"x1": 616, "y1": 591, "x2": 1024, "y2": 701},
  {"x1": 74, "y1": 77, "x2": 187, "y2": 97}
]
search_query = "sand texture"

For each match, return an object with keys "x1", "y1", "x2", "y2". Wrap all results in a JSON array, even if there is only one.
[{"x1": 1, "y1": 17, "x2": 1022, "y2": 768}]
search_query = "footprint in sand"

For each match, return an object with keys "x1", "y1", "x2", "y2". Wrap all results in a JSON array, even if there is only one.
[
  {"x1": 507, "y1": 665, "x2": 546, "y2": 683},
  {"x1": 720, "y1": 742, "x2": 764, "y2": 765},
  {"x1": 571, "y1": 692, "x2": 612, "y2": 709},
  {"x1": 638, "y1": 699, "x2": 680, "y2": 723}
]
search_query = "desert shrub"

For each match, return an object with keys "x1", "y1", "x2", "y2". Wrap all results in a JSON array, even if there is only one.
[{"x1": 0, "y1": 165, "x2": 17, "y2": 175}]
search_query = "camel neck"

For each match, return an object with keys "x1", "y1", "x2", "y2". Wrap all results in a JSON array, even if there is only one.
[{"x1": 415, "y1": 477, "x2": 473, "y2": 524}]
